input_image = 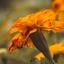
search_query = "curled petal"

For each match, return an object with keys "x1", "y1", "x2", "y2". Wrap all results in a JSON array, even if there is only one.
[
  {"x1": 37, "y1": 10, "x2": 56, "y2": 25},
  {"x1": 25, "y1": 37, "x2": 34, "y2": 48},
  {"x1": 9, "y1": 28, "x2": 36, "y2": 52},
  {"x1": 10, "y1": 18, "x2": 25, "y2": 34},
  {"x1": 28, "y1": 14, "x2": 38, "y2": 24},
  {"x1": 51, "y1": 21, "x2": 64, "y2": 32},
  {"x1": 8, "y1": 33, "x2": 24, "y2": 52}
]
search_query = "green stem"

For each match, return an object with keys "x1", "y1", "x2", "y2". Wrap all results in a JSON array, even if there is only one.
[{"x1": 29, "y1": 27, "x2": 55, "y2": 64}]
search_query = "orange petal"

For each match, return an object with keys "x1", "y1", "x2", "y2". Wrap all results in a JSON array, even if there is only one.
[
  {"x1": 25, "y1": 37, "x2": 34, "y2": 48},
  {"x1": 35, "y1": 52, "x2": 45, "y2": 61},
  {"x1": 9, "y1": 28, "x2": 37, "y2": 52},
  {"x1": 28, "y1": 14, "x2": 38, "y2": 24},
  {"x1": 51, "y1": 21, "x2": 64, "y2": 32},
  {"x1": 8, "y1": 33, "x2": 26, "y2": 52},
  {"x1": 8, "y1": 46, "x2": 17, "y2": 52},
  {"x1": 37, "y1": 10, "x2": 51, "y2": 25}
]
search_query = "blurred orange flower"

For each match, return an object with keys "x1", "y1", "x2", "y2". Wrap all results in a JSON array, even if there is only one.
[
  {"x1": 35, "y1": 43, "x2": 64, "y2": 61},
  {"x1": 52, "y1": 0, "x2": 64, "y2": 11},
  {"x1": 9, "y1": 10, "x2": 64, "y2": 52}
]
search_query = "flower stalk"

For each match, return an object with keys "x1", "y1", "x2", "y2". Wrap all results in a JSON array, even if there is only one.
[{"x1": 29, "y1": 27, "x2": 55, "y2": 64}]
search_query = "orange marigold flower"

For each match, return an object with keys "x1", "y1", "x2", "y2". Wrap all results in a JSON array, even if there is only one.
[
  {"x1": 52, "y1": 0, "x2": 64, "y2": 11},
  {"x1": 9, "y1": 10, "x2": 64, "y2": 52},
  {"x1": 35, "y1": 43, "x2": 64, "y2": 61}
]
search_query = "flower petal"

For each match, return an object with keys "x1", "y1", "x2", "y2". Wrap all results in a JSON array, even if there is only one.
[
  {"x1": 9, "y1": 28, "x2": 36, "y2": 52},
  {"x1": 8, "y1": 33, "x2": 22, "y2": 52},
  {"x1": 51, "y1": 21, "x2": 64, "y2": 32},
  {"x1": 25, "y1": 37, "x2": 34, "y2": 48}
]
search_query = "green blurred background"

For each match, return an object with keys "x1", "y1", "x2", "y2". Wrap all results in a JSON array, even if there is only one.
[{"x1": 0, "y1": 0, "x2": 64, "y2": 64}]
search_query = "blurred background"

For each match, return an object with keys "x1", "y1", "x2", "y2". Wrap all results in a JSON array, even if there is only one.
[{"x1": 0, "y1": 0, "x2": 64, "y2": 64}]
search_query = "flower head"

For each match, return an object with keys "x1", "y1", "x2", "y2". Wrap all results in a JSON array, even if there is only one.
[
  {"x1": 9, "y1": 10, "x2": 64, "y2": 52},
  {"x1": 35, "y1": 43, "x2": 64, "y2": 61}
]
